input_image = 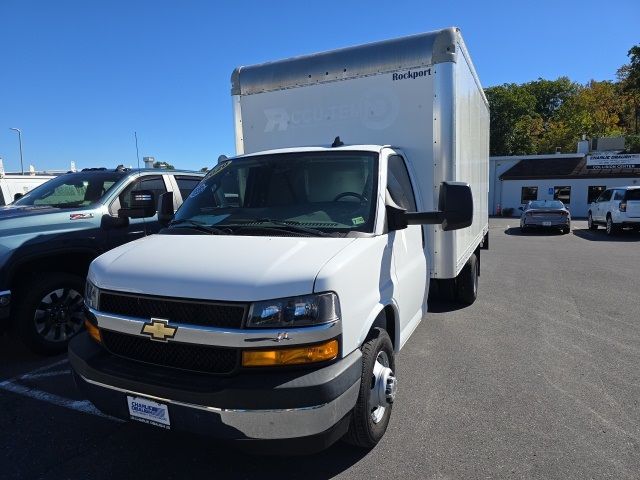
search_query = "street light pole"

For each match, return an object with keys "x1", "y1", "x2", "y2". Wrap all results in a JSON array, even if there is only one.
[{"x1": 9, "y1": 128, "x2": 24, "y2": 175}]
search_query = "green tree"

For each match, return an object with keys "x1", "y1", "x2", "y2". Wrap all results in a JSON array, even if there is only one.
[
  {"x1": 523, "y1": 77, "x2": 578, "y2": 122},
  {"x1": 153, "y1": 161, "x2": 175, "y2": 170},
  {"x1": 484, "y1": 83, "x2": 537, "y2": 155},
  {"x1": 559, "y1": 81, "x2": 625, "y2": 138},
  {"x1": 485, "y1": 78, "x2": 578, "y2": 155},
  {"x1": 617, "y1": 45, "x2": 640, "y2": 135},
  {"x1": 537, "y1": 81, "x2": 626, "y2": 153}
]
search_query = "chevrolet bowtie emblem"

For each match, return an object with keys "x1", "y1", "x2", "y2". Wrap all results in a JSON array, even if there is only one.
[{"x1": 141, "y1": 318, "x2": 177, "y2": 342}]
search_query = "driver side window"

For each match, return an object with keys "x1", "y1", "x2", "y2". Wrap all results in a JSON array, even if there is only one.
[
  {"x1": 387, "y1": 155, "x2": 417, "y2": 211},
  {"x1": 109, "y1": 175, "x2": 167, "y2": 215},
  {"x1": 597, "y1": 190, "x2": 612, "y2": 203}
]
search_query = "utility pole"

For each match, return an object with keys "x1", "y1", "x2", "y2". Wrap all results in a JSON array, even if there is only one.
[{"x1": 9, "y1": 128, "x2": 24, "y2": 175}]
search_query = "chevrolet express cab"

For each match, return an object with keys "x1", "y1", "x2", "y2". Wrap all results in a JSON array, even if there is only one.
[{"x1": 69, "y1": 27, "x2": 489, "y2": 451}]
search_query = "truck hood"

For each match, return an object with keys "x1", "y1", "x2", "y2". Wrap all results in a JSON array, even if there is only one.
[
  {"x1": 0, "y1": 205, "x2": 63, "y2": 220},
  {"x1": 90, "y1": 234, "x2": 357, "y2": 302},
  {"x1": 0, "y1": 205, "x2": 99, "y2": 241}
]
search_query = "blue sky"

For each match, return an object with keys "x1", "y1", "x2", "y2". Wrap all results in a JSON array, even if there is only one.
[{"x1": 0, "y1": 0, "x2": 638, "y2": 172}]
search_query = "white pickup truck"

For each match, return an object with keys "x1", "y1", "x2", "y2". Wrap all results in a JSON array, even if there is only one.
[{"x1": 69, "y1": 27, "x2": 489, "y2": 452}]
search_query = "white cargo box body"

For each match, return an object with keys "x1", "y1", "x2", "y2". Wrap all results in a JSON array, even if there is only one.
[
  {"x1": 231, "y1": 27, "x2": 489, "y2": 279},
  {"x1": 0, "y1": 175, "x2": 55, "y2": 206}
]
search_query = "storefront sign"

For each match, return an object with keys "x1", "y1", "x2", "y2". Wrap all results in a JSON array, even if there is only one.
[{"x1": 586, "y1": 153, "x2": 640, "y2": 169}]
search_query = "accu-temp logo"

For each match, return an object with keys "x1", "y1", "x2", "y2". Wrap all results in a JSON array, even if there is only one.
[{"x1": 392, "y1": 68, "x2": 431, "y2": 81}]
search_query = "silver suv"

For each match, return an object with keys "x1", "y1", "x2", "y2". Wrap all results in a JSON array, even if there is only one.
[{"x1": 587, "y1": 186, "x2": 640, "y2": 235}]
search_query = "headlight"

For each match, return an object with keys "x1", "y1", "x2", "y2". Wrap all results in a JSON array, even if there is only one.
[
  {"x1": 246, "y1": 292, "x2": 340, "y2": 328},
  {"x1": 85, "y1": 279, "x2": 100, "y2": 310}
]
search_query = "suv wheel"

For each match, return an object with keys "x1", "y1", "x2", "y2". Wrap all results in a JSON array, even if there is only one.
[
  {"x1": 588, "y1": 212, "x2": 597, "y2": 230},
  {"x1": 15, "y1": 273, "x2": 86, "y2": 355},
  {"x1": 606, "y1": 215, "x2": 618, "y2": 236}
]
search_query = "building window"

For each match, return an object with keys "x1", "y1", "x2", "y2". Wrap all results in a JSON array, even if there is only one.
[
  {"x1": 520, "y1": 186, "x2": 538, "y2": 204},
  {"x1": 554, "y1": 186, "x2": 571, "y2": 205},
  {"x1": 587, "y1": 186, "x2": 606, "y2": 204}
]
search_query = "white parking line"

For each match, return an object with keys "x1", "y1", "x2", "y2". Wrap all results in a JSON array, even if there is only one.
[{"x1": 0, "y1": 360, "x2": 121, "y2": 422}]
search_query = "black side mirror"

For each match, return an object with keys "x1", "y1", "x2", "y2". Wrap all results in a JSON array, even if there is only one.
[
  {"x1": 118, "y1": 190, "x2": 156, "y2": 219},
  {"x1": 158, "y1": 191, "x2": 175, "y2": 227},
  {"x1": 13, "y1": 193, "x2": 24, "y2": 201},
  {"x1": 387, "y1": 182, "x2": 473, "y2": 232},
  {"x1": 518, "y1": 206, "x2": 524, "y2": 211},
  {"x1": 101, "y1": 214, "x2": 129, "y2": 229}
]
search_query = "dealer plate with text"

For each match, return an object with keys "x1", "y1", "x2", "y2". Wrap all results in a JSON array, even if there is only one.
[
  {"x1": 127, "y1": 395, "x2": 171, "y2": 429},
  {"x1": 543, "y1": 221, "x2": 552, "y2": 226}
]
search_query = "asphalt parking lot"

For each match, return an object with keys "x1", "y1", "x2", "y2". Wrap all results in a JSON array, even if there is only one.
[{"x1": 1, "y1": 217, "x2": 639, "y2": 479}]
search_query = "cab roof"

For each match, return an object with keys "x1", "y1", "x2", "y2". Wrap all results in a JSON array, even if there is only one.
[{"x1": 234, "y1": 144, "x2": 388, "y2": 160}]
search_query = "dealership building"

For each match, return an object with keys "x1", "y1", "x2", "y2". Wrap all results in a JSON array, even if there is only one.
[{"x1": 490, "y1": 138, "x2": 640, "y2": 217}]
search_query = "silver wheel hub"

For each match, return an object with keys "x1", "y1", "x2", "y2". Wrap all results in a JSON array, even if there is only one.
[{"x1": 369, "y1": 351, "x2": 397, "y2": 424}]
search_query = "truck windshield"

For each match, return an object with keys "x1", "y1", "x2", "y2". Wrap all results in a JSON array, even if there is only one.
[
  {"x1": 173, "y1": 151, "x2": 378, "y2": 235},
  {"x1": 13, "y1": 171, "x2": 124, "y2": 208}
]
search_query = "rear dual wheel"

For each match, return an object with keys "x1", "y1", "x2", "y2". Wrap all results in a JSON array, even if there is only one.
[{"x1": 457, "y1": 253, "x2": 479, "y2": 305}]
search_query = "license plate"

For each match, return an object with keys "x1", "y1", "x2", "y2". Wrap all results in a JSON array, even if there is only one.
[
  {"x1": 542, "y1": 221, "x2": 552, "y2": 226},
  {"x1": 127, "y1": 395, "x2": 170, "y2": 429}
]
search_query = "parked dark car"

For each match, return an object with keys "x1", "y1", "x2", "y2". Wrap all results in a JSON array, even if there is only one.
[
  {"x1": 0, "y1": 167, "x2": 204, "y2": 353},
  {"x1": 519, "y1": 200, "x2": 571, "y2": 234}
]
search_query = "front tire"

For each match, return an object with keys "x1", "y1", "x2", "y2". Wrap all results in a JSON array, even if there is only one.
[
  {"x1": 588, "y1": 212, "x2": 597, "y2": 230},
  {"x1": 15, "y1": 273, "x2": 86, "y2": 355},
  {"x1": 344, "y1": 328, "x2": 396, "y2": 449}
]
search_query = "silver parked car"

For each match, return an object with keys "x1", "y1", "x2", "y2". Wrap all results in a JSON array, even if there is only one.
[{"x1": 520, "y1": 200, "x2": 571, "y2": 234}]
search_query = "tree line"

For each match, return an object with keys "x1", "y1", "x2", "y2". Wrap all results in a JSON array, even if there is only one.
[{"x1": 484, "y1": 45, "x2": 640, "y2": 156}]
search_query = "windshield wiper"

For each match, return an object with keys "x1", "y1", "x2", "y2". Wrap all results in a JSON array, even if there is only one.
[
  {"x1": 51, "y1": 202, "x2": 86, "y2": 208},
  {"x1": 168, "y1": 219, "x2": 231, "y2": 235},
  {"x1": 237, "y1": 218, "x2": 332, "y2": 237}
]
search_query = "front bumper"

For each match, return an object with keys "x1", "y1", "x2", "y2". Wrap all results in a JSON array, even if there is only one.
[
  {"x1": 69, "y1": 333, "x2": 362, "y2": 446},
  {"x1": 0, "y1": 290, "x2": 10, "y2": 322}
]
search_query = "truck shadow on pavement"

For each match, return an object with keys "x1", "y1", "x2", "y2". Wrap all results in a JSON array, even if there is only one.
[
  {"x1": 572, "y1": 228, "x2": 640, "y2": 242},
  {"x1": 0, "y1": 330, "x2": 371, "y2": 480},
  {"x1": 84, "y1": 426, "x2": 371, "y2": 479},
  {"x1": 504, "y1": 226, "x2": 566, "y2": 236},
  {"x1": 427, "y1": 300, "x2": 468, "y2": 313}
]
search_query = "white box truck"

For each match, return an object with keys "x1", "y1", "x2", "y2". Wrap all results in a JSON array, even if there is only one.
[
  {"x1": 69, "y1": 26, "x2": 489, "y2": 452},
  {"x1": 0, "y1": 174, "x2": 55, "y2": 206}
]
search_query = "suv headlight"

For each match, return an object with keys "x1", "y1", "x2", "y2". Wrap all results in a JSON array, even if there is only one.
[
  {"x1": 246, "y1": 292, "x2": 340, "y2": 328},
  {"x1": 85, "y1": 279, "x2": 100, "y2": 310}
]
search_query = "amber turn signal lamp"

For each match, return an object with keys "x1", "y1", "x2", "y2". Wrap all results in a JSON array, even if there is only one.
[
  {"x1": 85, "y1": 319, "x2": 102, "y2": 344},
  {"x1": 242, "y1": 339, "x2": 339, "y2": 367}
]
